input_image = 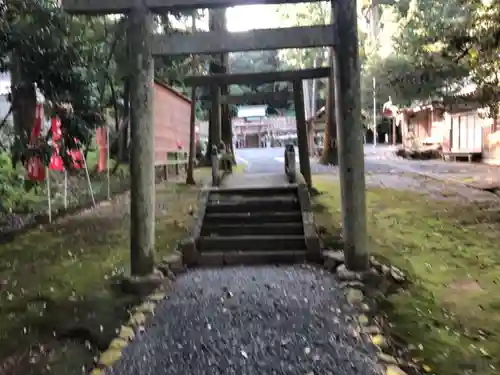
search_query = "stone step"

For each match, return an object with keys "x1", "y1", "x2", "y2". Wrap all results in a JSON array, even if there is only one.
[
  {"x1": 206, "y1": 197, "x2": 300, "y2": 214},
  {"x1": 203, "y1": 211, "x2": 302, "y2": 225},
  {"x1": 198, "y1": 250, "x2": 307, "y2": 266},
  {"x1": 198, "y1": 235, "x2": 306, "y2": 252},
  {"x1": 208, "y1": 186, "x2": 297, "y2": 197},
  {"x1": 201, "y1": 222, "x2": 304, "y2": 237},
  {"x1": 208, "y1": 194, "x2": 297, "y2": 203}
]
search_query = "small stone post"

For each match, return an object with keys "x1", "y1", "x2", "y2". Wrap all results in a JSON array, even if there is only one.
[
  {"x1": 211, "y1": 145, "x2": 219, "y2": 186},
  {"x1": 128, "y1": 3, "x2": 155, "y2": 276},
  {"x1": 331, "y1": 0, "x2": 369, "y2": 271}
]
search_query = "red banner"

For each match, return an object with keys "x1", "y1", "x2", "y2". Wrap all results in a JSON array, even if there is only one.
[
  {"x1": 69, "y1": 140, "x2": 84, "y2": 169},
  {"x1": 48, "y1": 117, "x2": 84, "y2": 170},
  {"x1": 49, "y1": 116, "x2": 64, "y2": 171},
  {"x1": 26, "y1": 109, "x2": 86, "y2": 179},
  {"x1": 95, "y1": 127, "x2": 107, "y2": 172},
  {"x1": 26, "y1": 104, "x2": 46, "y2": 182},
  {"x1": 30, "y1": 104, "x2": 43, "y2": 141},
  {"x1": 27, "y1": 157, "x2": 46, "y2": 181}
]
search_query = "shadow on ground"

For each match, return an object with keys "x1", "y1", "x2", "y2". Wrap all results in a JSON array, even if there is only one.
[{"x1": 0, "y1": 169, "x2": 210, "y2": 375}]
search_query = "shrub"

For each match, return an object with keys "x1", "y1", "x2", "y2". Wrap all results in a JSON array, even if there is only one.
[{"x1": 0, "y1": 153, "x2": 43, "y2": 213}]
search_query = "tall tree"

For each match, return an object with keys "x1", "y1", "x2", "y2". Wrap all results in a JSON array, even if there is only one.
[
  {"x1": 276, "y1": 1, "x2": 337, "y2": 163},
  {"x1": 439, "y1": 0, "x2": 500, "y2": 111},
  {"x1": 381, "y1": 0, "x2": 470, "y2": 103},
  {"x1": 276, "y1": 1, "x2": 330, "y2": 113},
  {"x1": 228, "y1": 50, "x2": 291, "y2": 111},
  {"x1": 0, "y1": 0, "x2": 124, "y2": 167}
]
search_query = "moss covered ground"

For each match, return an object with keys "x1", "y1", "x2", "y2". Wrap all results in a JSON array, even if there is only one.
[{"x1": 313, "y1": 176, "x2": 499, "y2": 375}]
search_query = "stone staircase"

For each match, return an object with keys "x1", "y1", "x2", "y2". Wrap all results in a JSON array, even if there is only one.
[{"x1": 196, "y1": 185, "x2": 312, "y2": 266}]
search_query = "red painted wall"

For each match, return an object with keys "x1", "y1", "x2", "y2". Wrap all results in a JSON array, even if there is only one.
[{"x1": 153, "y1": 81, "x2": 190, "y2": 164}]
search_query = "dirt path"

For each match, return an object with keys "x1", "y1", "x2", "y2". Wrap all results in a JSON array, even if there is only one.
[
  {"x1": 316, "y1": 168, "x2": 499, "y2": 203},
  {"x1": 366, "y1": 172, "x2": 498, "y2": 202}
]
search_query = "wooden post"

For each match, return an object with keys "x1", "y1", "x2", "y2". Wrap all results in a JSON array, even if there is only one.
[
  {"x1": 392, "y1": 118, "x2": 396, "y2": 145},
  {"x1": 128, "y1": 3, "x2": 155, "y2": 276},
  {"x1": 211, "y1": 79, "x2": 222, "y2": 146},
  {"x1": 203, "y1": 9, "x2": 224, "y2": 164},
  {"x1": 326, "y1": 49, "x2": 338, "y2": 164},
  {"x1": 220, "y1": 54, "x2": 233, "y2": 158},
  {"x1": 293, "y1": 79, "x2": 312, "y2": 189},
  {"x1": 174, "y1": 151, "x2": 180, "y2": 175},
  {"x1": 332, "y1": 0, "x2": 369, "y2": 271},
  {"x1": 186, "y1": 10, "x2": 198, "y2": 185},
  {"x1": 186, "y1": 86, "x2": 197, "y2": 185}
]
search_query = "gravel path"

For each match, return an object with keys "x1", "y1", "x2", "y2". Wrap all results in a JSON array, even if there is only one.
[{"x1": 107, "y1": 266, "x2": 383, "y2": 375}]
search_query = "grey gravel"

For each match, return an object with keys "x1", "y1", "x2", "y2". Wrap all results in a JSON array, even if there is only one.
[{"x1": 106, "y1": 266, "x2": 383, "y2": 375}]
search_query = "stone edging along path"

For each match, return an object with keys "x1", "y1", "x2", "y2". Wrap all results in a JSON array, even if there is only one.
[
  {"x1": 85, "y1": 248, "x2": 420, "y2": 375},
  {"x1": 323, "y1": 251, "x2": 417, "y2": 375}
]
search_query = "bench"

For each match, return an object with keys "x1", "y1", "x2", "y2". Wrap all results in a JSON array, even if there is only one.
[
  {"x1": 442, "y1": 152, "x2": 481, "y2": 163},
  {"x1": 155, "y1": 151, "x2": 188, "y2": 181}
]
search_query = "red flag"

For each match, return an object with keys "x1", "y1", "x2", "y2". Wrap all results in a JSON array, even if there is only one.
[
  {"x1": 26, "y1": 104, "x2": 46, "y2": 181},
  {"x1": 51, "y1": 116, "x2": 62, "y2": 141},
  {"x1": 49, "y1": 116, "x2": 64, "y2": 171},
  {"x1": 69, "y1": 138, "x2": 84, "y2": 169},
  {"x1": 49, "y1": 151, "x2": 64, "y2": 171},
  {"x1": 27, "y1": 157, "x2": 46, "y2": 181},
  {"x1": 30, "y1": 104, "x2": 43, "y2": 142},
  {"x1": 95, "y1": 127, "x2": 108, "y2": 172}
]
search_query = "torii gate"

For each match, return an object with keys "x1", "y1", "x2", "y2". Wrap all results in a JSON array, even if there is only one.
[
  {"x1": 189, "y1": 67, "x2": 331, "y2": 188},
  {"x1": 62, "y1": 0, "x2": 369, "y2": 273}
]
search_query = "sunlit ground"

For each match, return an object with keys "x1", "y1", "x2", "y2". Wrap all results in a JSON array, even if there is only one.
[{"x1": 313, "y1": 176, "x2": 500, "y2": 375}]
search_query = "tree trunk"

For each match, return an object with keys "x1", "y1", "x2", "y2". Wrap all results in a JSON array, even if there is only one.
[
  {"x1": 11, "y1": 51, "x2": 37, "y2": 151},
  {"x1": 303, "y1": 79, "x2": 311, "y2": 119},
  {"x1": 319, "y1": 49, "x2": 338, "y2": 165},
  {"x1": 311, "y1": 58, "x2": 318, "y2": 115},
  {"x1": 119, "y1": 77, "x2": 130, "y2": 162}
]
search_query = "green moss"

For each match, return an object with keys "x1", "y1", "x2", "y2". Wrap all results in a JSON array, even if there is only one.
[
  {"x1": 313, "y1": 176, "x2": 500, "y2": 375},
  {"x1": 0, "y1": 169, "x2": 207, "y2": 374}
]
